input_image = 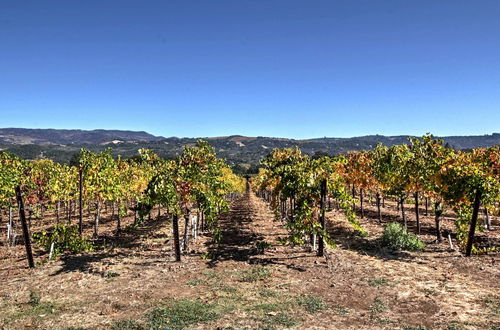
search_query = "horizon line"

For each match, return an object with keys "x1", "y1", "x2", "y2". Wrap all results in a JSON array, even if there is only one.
[{"x1": 1, "y1": 127, "x2": 498, "y2": 141}]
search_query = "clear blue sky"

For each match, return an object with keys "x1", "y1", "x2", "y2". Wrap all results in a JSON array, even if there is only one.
[{"x1": 1, "y1": 1, "x2": 499, "y2": 139}]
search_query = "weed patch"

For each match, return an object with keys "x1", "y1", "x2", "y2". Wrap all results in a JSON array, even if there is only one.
[
  {"x1": 260, "y1": 312, "x2": 297, "y2": 329},
  {"x1": 219, "y1": 285, "x2": 238, "y2": 294},
  {"x1": 367, "y1": 277, "x2": 389, "y2": 287},
  {"x1": 333, "y1": 305, "x2": 350, "y2": 315},
  {"x1": 29, "y1": 290, "x2": 41, "y2": 307},
  {"x1": 296, "y1": 295, "x2": 326, "y2": 313},
  {"x1": 111, "y1": 320, "x2": 143, "y2": 329},
  {"x1": 255, "y1": 240, "x2": 271, "y2": 254},
  {"x1": 420, "y1": 288, "x2": 439, "y2": 296},
  {"x1": 403, "y1": 326, "x2": 431, "y2": 330},
  {"x1": 32, "y1": 224, "x2": 93, "y2": 259},
  {"x1": 259, "y1": 288, "x2": 278, "y2": 298},
  {"x1": 105, "y1": 271, "x2": 120, "y2": 278},
  {"x1": 202, "y1": 270, "x2": 219, "y2": 279},
  {"x1": 381, "y1": 223, "x2": 425, "y2": 251},
  {"x1": 147, "y1": 299, "x2": 220, "y2": 330},
  {"x1": 478, "y1": 295, "x2": 500, "y2": 317},
  {"x1": 370, "y1": 297, "x2": 387, "y2": 316},
  {"x1": 186, "y1": 278, "x2": 203, "y2": 286},
  {"x1": 240, "y1": 266, "x2": 271, "y2": 282}
]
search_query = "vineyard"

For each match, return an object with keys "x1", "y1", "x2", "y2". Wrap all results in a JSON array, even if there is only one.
[
  {"x1": 0, "y1": 135, "x2": 499, "y2": 329},
  {"x1": 253, "y1": 135, "x2": 499, "y2": 256}
]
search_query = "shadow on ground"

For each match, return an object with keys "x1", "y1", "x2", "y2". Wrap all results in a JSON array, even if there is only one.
[
  {"x1": 51, "y1": 215, "x2": 171, "y2": 276},
  {"x1": 206, "y1": 192, "x2": 264, "y2": 267}
]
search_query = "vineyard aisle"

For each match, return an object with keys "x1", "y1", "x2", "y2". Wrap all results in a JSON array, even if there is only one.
[{"x1": 0, "y1": 192, "x2": 498, "y2": 329}]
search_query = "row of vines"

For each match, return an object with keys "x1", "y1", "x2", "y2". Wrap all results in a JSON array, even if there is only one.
[
  {"x1": 0, "y1": 140, "x2": 245, "y2": 265},
  {"x1": 253, "y1": 135, "x2": 499, "y2": 256}
]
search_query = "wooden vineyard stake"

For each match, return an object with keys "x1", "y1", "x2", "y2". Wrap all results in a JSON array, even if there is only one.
[
  {"x1": 318, "y1": 179, "x2": 327, "y2": 257},
  {"x1": 415, "y1": 191, "x2": 420, "y2": 234},
  {"x1": 465, "y1": 189, "x2": 482, "y2": 257},
  {"x1": 360, "y1": 188, "x2": 364, "y2": 218},
  {"x1": 376, "y1": 192, "x2": 382, "y2": 222},
  {"x1": 172, "y1": 214, "x2": 181, "y2": 262},
  {"x1": 182, "y1": 209, "x2": 190, "y2": 252},
  {"x1": 15, "y1": 186, "x2": 35, "y2": 268}
]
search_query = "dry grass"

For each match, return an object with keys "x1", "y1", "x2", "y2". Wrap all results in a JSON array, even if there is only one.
[{"x1": 0, "y1": 193, "x2": 498, "y2": 329}]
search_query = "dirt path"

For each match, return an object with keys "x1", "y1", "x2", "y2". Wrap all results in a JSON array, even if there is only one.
[
  {"x1": 0, "y1": 192, "x2": 498, "y2": 329},
  {"x1": 208, "y1": 190, "x2": 264, "y2": 263}
]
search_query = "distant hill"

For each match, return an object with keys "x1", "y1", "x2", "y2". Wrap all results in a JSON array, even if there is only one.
[
  {"x1": 0, "y1": 128, "x2": 163, "y2": 145},
  {"x1": 0, "y1": 128, "x2": 498, "y2": 173}
]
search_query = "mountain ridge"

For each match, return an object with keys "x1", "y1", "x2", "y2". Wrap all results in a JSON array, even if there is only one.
[
  {"x1": 1, "y1": 128, "x2": 498, "y2": 172},
  {"x1": 0, "y1": 128, "x2": 163, "y2": 145}
]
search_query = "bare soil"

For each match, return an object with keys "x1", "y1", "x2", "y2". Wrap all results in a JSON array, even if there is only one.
[{"x1": 0, "y1": 192, "x2": 498, "y2": 329}]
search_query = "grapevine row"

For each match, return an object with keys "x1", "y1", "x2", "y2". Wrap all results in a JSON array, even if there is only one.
[
  {"x1": 0, "y1": 140, "x2": 245, "y2": 264},
  {"x1": 253, "y1": 134, "x2": 499, "y2": 256}
]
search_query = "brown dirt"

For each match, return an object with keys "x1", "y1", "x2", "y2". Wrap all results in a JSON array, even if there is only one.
[{"x1": 0, "y1": 193, "x2": 498, "y2": 329}]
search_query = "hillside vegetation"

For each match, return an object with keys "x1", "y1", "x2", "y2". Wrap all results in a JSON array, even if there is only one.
[{"x1": 1, "y1": 128, "x2": 499, "y2": 172}]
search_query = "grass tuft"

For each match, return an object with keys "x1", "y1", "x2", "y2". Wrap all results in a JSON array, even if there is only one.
[
  {"x1": 111, "y1": 320, "x2": 143, "y2": 329},
  {"x1": 333, "y1": 305, "x2": 350, "y2": 315},
  {"x1": 186, "y1": 278, "x2": 203, "y2": 286},
  {"x1": 240, "y1": 267, "x2": 271, "y2": 282},
  {"x1": 370, "y1": 297, "x2": 387, "y2": 315},
  {"x1": 403, "y1": 326, "x2": 431, "y2": 330},
  {"x1": 367, "y1": 277, "x2": 389, "y2": 287},
  {"x1": 478, "y1": 295, "x2": 500, "y2": 317},
  {"x1": 28, "y1": 290, "x2": 41, "y2": 307},
  {"x1": 202, "y1": 270, "x2": 219, "y2": 279},
  {"x1": 259, "y1": 288, "x2": 278, "y2": 298},
  {"x1": 105, "y1": 271, "x2": 120, "y2": 278},
  {"x1": 147, "y1": 299, "x2": 220, "y2": 330},
  {"x1": 260, "y1": 312, "x2": 297, "y2": 328},
  {"x1": 296, "y1": 295, "x2": 326, "y2": 313}
]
